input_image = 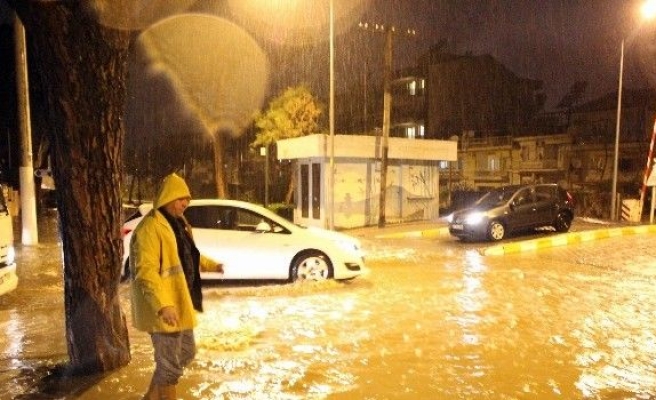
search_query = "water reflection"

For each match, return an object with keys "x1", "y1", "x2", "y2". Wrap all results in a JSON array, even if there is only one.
[
  {"x1": 447, "y1": 250, "x2": 490, "y2": 396},
  {"x1": 188, "y1": 283, "x2": 364, "y2": 399},
  {"x1": 1, "y1": 310, "x2": 23, "y2": 360},
  {"x1": 5, "y1": 217, "x2": 656, "y2": 399}
]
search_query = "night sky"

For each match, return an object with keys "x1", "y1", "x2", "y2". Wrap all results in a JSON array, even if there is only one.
[
  {"x1": 363, "y1": 0, "x2": 656, "y2": 108},
  {"x1": 1, "y1": 0, "x2": 655, "y2": 113}
]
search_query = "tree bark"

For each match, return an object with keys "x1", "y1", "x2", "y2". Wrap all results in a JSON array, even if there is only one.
[
  {"x1": 285, "y1": 162, "x2": 296, "y2": 204},
  {"x1": 9, "y1": 2, "x2": 131, "y2": 373},
  {"x1": 213, "y1": 132, "x2": 227, "y2": 198}
]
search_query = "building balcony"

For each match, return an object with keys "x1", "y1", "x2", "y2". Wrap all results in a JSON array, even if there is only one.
[
  {"x1": 471, "y1": 169, "x2": 508, "y2": 183},
  {"x1": 518, "y1": 159, "x2": 559, "y2": 170},
  {"x1": 460, "y1": 135, "x2": 512, "y2": 149}
]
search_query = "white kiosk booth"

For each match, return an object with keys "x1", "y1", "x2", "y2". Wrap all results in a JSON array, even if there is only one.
[{"x1": 277, "y1": 134, "x2": 457, "y2": 229}]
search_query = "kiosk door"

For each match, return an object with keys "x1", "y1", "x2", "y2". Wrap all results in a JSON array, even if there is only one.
[{"x1": 299, "y1": 162, "x2": 323, "y2": 225}]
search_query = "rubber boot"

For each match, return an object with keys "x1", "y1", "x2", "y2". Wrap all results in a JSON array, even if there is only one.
[
  {"x1": 142, "y1": 379, "x2": 159, "y2": 400},
  {"x1": 158, "y1": 384, "x2": 177, "y2": 400}
]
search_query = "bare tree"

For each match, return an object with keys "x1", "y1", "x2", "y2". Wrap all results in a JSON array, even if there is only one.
[{"x1": 6, "y1": 2, "x2": 131, "y2": 373}]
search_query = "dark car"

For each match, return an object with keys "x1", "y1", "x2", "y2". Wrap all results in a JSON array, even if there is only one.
[{"x1": 447, "y1": 183, "x2": 575, "y2": 241}]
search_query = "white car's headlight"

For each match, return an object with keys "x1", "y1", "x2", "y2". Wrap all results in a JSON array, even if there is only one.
[
  {"x1": 334, "y1": 238, "x2": 362, "y2": 254},
  {"x1": 445, "y1": 213, "x2": 454, "y2": 223},
  {"x1": 464, "y1": 212, "x2": 486, "y2": 225},
  {"x1": 6, "y1": 245, "x2": 15, "y2": 266}
]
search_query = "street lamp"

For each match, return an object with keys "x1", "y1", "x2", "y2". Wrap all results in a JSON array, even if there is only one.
[
  {"x1": 643, "y1": 0, "x2": 656, "y2": 19},
  {"x1": 611, "y1": 1, "x2": 656, "y2": 220},
  {"x1": 611, "y1": 40, "x2": 624, "y2": 220},
  {"x1": 328, "y1": 0, "x2": 335, "y2": 230}
]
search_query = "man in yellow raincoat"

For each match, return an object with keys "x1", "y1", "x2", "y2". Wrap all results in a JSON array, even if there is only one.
[{"x1": 130, "y1": 173, "x2": 222, "y2": 400}]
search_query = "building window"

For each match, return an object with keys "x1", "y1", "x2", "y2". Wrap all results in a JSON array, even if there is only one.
[
  {"x1": 488, "y1": 155, "x2": 501, "y2": 171},
  {"x1": 403, "y1": 125, "x2": 424, "y2": 139},
  {"x1": 620, "y1": 158, "x2": 636, "y2": 172},
  {"x1": 476, "y1": 153, "x2": 500, "y2": 171},
  {"x1": 406, "y1": 79, "x2": 425, "y2": 96},
  {"x1": 408, "y1": 80, "x2": 416, "y2": 96},
  {"x1": 312, "y1": 163, "x2": 321, "y2": 219},
  {"x1": 301, "y1": 164, "x2": 309, "y2": 218}
]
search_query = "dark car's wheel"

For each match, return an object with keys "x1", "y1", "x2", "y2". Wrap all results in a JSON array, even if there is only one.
[
  {"x1": 290, "y1": 251, "x2": 333, "y2": 282},
  {"x1": 487, "y1": 220, "x2": 506, "y2": 241},
  {"x1": 554, "y1": 212, "x2": 572, "y2": 233}
]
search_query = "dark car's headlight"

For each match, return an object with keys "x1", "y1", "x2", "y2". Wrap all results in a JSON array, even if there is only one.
[{"x1": 464, "y1": 212, "x2": 486, "y2": 225}]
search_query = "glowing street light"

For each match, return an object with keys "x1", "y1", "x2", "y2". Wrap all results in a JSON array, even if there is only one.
[{"x1": 642, "y1": 0, "x2": 656, "y2": 19}]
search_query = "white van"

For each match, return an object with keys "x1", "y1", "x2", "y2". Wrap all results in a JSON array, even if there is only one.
[{"x1": 0, "y1": 185, "x2": 17, "y2": 295}]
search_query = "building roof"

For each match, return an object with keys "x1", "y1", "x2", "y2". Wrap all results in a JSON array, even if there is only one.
[
  {"x1": 277, "y1": 134, "x2": 457, "y2": 162},
  {"x1": 573, "y1": 88, "x2": 656, "y2": 113}
]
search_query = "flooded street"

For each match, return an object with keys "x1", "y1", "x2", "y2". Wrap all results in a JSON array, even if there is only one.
[{"x1": 2, "y1": 216, "x2": 656, "y2": 399}]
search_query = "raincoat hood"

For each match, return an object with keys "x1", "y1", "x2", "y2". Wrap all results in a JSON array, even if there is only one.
[{"x1": 154, "y1": 173, "x2": 191, "y2": 208}]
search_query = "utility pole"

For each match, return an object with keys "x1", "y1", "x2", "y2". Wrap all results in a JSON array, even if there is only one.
[
  {"x1": 14, "y1": 14, "x2": 38, "y2": 245},
  {"x1": 358, "y1": 22, "x2": 415, "y2": 228},
  {"x1": 363, "y1": 60, "x2": 368, "y2": 135},
  {"x1": 378, "y1": 27, "x2": 392, "y2": 228},
  {"x1": 263, "y1": 145, "x2": 269, "y2": 207}
]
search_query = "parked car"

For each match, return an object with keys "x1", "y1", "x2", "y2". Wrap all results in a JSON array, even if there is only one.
[
  {"x1": 121, "y1": 199, "x2": 366, "y2": 282},
  {"x1": 446, "y1": 183, "x2": 575, "y2": 241},
  {"x1": 0, "y1": 184, "x2": 16, "y2": 296},
  {"x1": 121, "y1": 202, "x2": 152, "y2": 239}
]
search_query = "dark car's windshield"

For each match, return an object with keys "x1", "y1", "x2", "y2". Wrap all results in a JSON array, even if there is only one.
[{"x1": 475, "y1": 189, "x2": 515, "y2": 208}]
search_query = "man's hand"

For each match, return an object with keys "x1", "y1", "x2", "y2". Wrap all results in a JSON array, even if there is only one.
[
  {"x1": 215, "y1": 263, "x2": 224, "y2": 274},
  {"x1": 158, "y1": 306, "x2": 179, "y2": 326}
]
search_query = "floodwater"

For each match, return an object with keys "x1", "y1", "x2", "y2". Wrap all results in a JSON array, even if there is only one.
[{"x1": 2, "y1": 215, "x2": 656, "y2": 399}]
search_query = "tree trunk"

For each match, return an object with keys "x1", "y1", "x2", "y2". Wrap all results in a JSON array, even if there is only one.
[
  {"x1": 9, "y1": 3, "x2": 131, "y2": 373},
  {"x1": 213, "y1": 132, "x2": 227, "y2": 198},
  {"x1": 285, "y1": 161, "x2": 296, "y2": 204}
]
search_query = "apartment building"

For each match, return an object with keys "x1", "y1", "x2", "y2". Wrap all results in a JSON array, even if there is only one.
[{"x1": 391, "y1": 49, "x2": 656, "y2": 217}]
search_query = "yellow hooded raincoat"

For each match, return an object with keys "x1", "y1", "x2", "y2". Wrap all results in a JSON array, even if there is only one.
[{"x1": 130, "y1": 173, "x2": 217, "y2": 333}]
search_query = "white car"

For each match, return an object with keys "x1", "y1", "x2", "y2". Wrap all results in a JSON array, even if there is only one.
[
  {"x1": 121, "y1": 199, "x2": 366, "y2": 282},
  {"x1": 0, "y1": 184, "x2": 16, "y2": 296}
]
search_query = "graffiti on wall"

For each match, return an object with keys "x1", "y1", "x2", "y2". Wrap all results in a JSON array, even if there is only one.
[{"x1": 406, "y1": 164, "x2": 436, "y2": 220}]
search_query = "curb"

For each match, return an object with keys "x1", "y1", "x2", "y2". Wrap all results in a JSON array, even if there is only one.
[
  {"x1": 480, "y1": 224, "x2": 656, "y2": 256},
  {"x1": 374, "y1": 226, "x2": 450, "y2": 239},
  {"x1": 371, "y1": 223, "x2": 656, "y2": 256}
]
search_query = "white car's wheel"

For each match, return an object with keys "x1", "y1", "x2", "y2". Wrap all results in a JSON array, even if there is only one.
[{"x1": 291, "y1": 251, "x2": 333, "y2": 282}]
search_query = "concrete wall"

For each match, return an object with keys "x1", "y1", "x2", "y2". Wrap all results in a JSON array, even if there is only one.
[{"x1": 329, "y1": 158, "x2": 441, "y2": 229}]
